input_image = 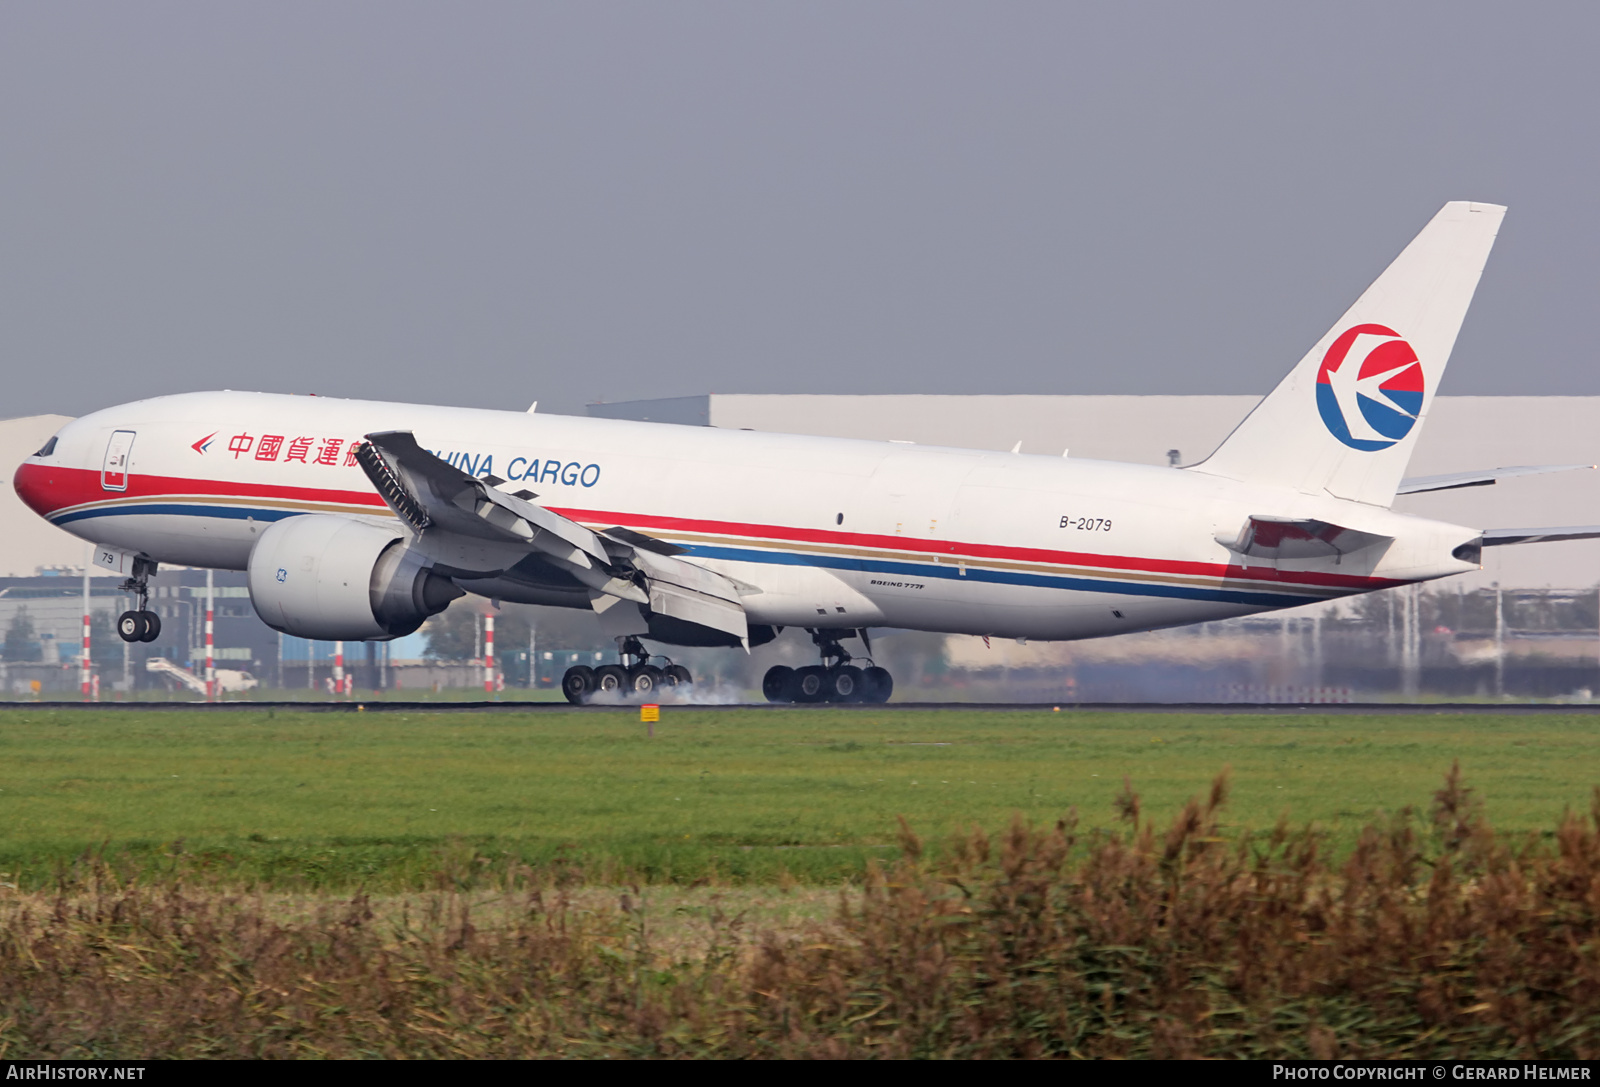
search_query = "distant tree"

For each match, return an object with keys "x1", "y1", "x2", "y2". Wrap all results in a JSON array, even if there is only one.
[
  {"x1": 421, "y1": 605, "x2": 475, "y2": 661},
  {"x1": 90, "y1": 610, "x2": 116, "y2": 660},
  {"x1": 519, "y1": 605, "x2": 610, "y2": 651},
  {"x1": 3, "y1": 608, "x2": 41, "y2": 662},
  {"x1": 422, "y1": 601, "x2": 534, "y2": 662},
  {"x1": 876, "y1": 630, "x2": 950, "y2": 682}
]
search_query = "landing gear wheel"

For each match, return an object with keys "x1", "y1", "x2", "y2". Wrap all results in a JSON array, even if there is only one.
[
  {"x1": 561, "y1": 665, "x2": 595, "y2": 705},
  {"x1": 116, "y1": 559, "x2": 160, "y2": 645},
  {"x1": 763, "y1": 665, "x2": 794, "y2": 703},
  {"x1": 829, "y1": 665, "x2": 865, "y2": 703},
  {"x1": 662, "y1": 664, "x2": 692, "y2": 690},
  {"x1": 794, "y1": 665, "x2": 828, "y2": 703},
  {"x1": 117, "y1": 611, "x2": 146, "y2": 643},
  {"x1": 630, "y1": 665, "x2": 663, "y2": 697},
  {"x1": 593, "y1": 664, "x2": 629, "y2": 698},
  {"x1": 861, "y1": 666, "x2": 893, "y2": 704}
]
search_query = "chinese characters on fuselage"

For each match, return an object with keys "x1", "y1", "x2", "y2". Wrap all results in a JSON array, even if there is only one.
[{"x1": 220, "y1": 433, "x2": 602, "y2": 487}]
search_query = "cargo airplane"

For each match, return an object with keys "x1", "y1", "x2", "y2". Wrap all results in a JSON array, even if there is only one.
[{"x1": 14, "y1": 201, "x2": 1597, "y2": 703}]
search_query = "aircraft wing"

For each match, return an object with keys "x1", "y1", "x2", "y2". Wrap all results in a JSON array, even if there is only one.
[
  {"x1": 1396, "y1": 464, "x2": 1594, "y2": 495},
  {"x1": 354, "y1": 431, "x2": 749, "y2": 644}
]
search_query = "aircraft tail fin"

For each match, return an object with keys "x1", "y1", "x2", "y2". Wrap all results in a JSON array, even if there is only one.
[{"x1": 1191, "y1": 201, "x2": 1505, "y2": 507}]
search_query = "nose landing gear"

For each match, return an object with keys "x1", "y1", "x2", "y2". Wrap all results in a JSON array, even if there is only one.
[
  {"x1": 763, "y1": 628, "x2": 891, "y2": 704},
  {"x1": 561, "y1": 636, "x2": 695, "y2": 705},
  {"x1": 116, "y1": 610, "x2": 161, "y2": 643},
  {"x1": 115, "y1": 558, "x2": 162, "y2": 643}
]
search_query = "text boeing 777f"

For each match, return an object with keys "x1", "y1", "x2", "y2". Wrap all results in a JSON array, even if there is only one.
[{"x1": 14, "y1": 201, "x2": 1597, "y2": 702}]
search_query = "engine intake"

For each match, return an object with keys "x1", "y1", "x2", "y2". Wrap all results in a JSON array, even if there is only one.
[{"x1": 247, "y1": 515, "x2": 461, "y2": 640}]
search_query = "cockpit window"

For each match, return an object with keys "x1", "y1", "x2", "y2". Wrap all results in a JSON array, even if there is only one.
[{"x1": 33, "y1": 436, "x2": 57, "y2": 458}]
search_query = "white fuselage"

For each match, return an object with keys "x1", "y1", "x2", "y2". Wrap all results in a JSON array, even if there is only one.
[{"x1": 14, "y1": 391, "x2": 1482, "y2": 641}]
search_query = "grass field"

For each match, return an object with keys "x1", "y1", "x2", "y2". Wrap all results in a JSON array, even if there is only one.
[
  {"x1": 2, "y1": 706, "x2": 1598, "y2": 888},
  {"x1": 6, "y1": 705, "x2": 1600, "y2": 1057}
]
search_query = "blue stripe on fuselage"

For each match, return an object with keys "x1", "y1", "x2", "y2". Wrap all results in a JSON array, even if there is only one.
[
  {"x1": 51, "y1": 502, "x2": 1322, "y2": 608},
  {"x1": 51, "y1": 503, "x2": 302, "y2": 526},
  {"x1": 678, "y1": 543, "x2": 1316, "y2": 608}
]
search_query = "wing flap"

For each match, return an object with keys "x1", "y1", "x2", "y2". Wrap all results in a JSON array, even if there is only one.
[{"x1": 629, "y1": 547, "x2": 749, "y2": 643}]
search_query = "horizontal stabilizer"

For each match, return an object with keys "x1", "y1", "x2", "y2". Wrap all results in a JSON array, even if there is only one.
[
  {"x1": 1397, "y1": 464, "x2": 1594, "y2": 495},
  {"x1": 1219, "y1": 516, "x2": 1392, "y2": 563},
  {"x1": 1481, "y1": 526, "x2": 1600, "y2": 547}
]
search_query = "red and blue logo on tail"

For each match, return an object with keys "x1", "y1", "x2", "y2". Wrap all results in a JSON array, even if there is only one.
[{"x1": 1314, "y1": 323, "x2": 1423, "y2": 451}]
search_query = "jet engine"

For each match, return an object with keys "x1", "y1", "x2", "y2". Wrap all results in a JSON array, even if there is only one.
[{"x1": 246, "y1": 514, "x2": 462, "y2": 640}]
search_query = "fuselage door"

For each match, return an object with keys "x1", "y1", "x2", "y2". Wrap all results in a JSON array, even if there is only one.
[{"x1": 102, "y1": 430, "x2": 136, "y2": 492}]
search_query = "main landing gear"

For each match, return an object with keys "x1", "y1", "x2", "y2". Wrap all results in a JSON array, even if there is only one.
[
  {"x1": 561, "y1": 637, "x2": 694, "y2": 705},
  {"x1": 763, "y1": 628, "x2": 892, "y2": 704},
  {"x1": 116, "y1": 558, "x2": 162, "y2": 644}
]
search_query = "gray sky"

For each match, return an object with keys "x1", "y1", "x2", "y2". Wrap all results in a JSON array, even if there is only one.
[{"x1": 2, "y1": 2, "x2": 1596, "y2": 418}]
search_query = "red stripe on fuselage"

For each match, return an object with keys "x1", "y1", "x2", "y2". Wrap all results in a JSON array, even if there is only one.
[
  {"x1": 545, "y1": 506, "x2": 1402, "y2": 592},
  {"x1": 13, "y1": 462, "x2": 387, "y2": 517},
  {"x1": 14, "y1": 462, "x2": 1400, "y2": 593}
]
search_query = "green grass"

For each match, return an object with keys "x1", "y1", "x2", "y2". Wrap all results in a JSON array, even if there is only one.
[{"x1": 1, "y1": 707, "x2": 1596, "y2": 888}]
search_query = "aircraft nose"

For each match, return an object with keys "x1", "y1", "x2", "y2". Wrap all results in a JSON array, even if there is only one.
[{"x1": 14, "y1": 457, "x2": 63, "y2": 519}]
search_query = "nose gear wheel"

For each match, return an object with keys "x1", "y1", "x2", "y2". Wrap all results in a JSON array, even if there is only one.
[
  {"x1": 115, "y1": 557, "x2": 162, "y2": 643},
  {"x1": 116, "y1": 610, "x2": 162, "y2": 644}
]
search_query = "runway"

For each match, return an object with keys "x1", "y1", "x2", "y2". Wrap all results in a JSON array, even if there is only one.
[{"x1": 5, "y1": 700, "x2": 1600, "y2": 715}]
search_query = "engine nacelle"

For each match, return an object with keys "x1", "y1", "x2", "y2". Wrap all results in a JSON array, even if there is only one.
[{"x1": 247, "y1": 515, "x2": 462, "y2": 640}]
